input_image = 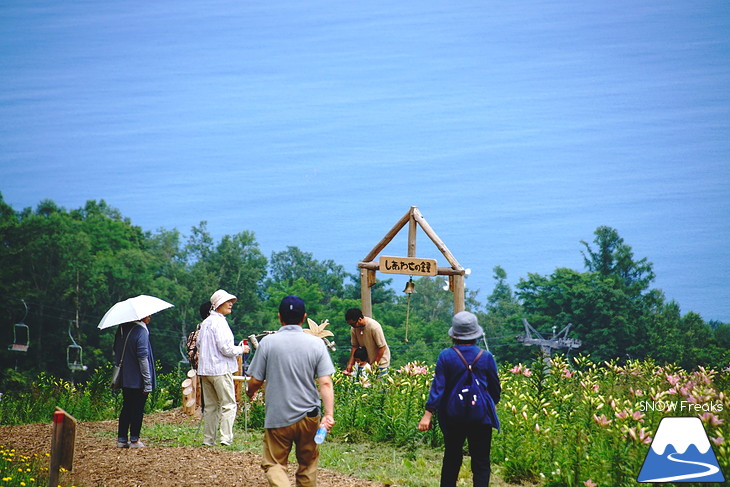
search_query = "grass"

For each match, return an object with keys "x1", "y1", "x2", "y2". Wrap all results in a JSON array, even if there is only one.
[
  {"x1": 12, "y1": 356, "x2": 724, "y2": 486},
  {"x1": 138, "y1": 421, "x2": 529, "y2": 487},
  {"x1": 0, "y1": 444, "x2": 73, "y2": 487},
  {"x1": 3, "y1": 416, "x2": 530, "y2": 487}
]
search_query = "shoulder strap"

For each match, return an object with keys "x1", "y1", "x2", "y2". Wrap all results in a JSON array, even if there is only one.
[
  {"x1": 117, "y1": 323, "x2": 142, "y2": 366},
  {"x1": 472, "y1": 349, "x2": 484, "y2": 367},
  {"x1": 451, "y1": 347, "x2": 484, "y2": 372}
]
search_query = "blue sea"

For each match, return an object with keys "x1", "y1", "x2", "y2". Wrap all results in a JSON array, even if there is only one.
[{"x1": 1, "y1": 0, "x2": 729, "y2": 321}]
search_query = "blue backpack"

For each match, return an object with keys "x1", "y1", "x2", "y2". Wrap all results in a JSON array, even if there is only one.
[{"x1": 444, "y1": 347, "x2": 489, "y2": 422}]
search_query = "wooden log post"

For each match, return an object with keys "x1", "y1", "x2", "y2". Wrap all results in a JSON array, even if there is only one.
[
  {"x1": 182, "y1": 378, "x2": 195, "y2": 416},
  {"x1": 191, "y1": 369, "x2": 201, "y2": 414},
  {"x1": 181, "y1": 369, "x2": 200, "y2": 416},
  {"x1": 233, "y1": 375, "x2": 248, "y2": 405},
  {"x1": 48, "y1": 408, "x2": 76, "y2": 487},
  {"x1": 452, "y1": 274, "x2": 465, "y2": 313},
  {"x1": 234, "y1": 338, "x2": 250, "y2": 408},
  {"x1": 234, "y1": 355, "x2": 244, "y2": 406},
  {"x1": 359, "y1": 267, "x2": 374, "y2": 318},
  {"x1": 358, "y1": 207, "x2": 467, "y2": 318}
]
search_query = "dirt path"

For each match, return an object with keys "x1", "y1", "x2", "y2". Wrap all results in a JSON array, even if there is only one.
[{"x1": 1, "y1": 409, "x2": 382, "y2": 487}]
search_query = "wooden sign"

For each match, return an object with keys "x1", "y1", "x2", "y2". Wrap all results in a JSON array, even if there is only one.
[{"x1": 379, "y1": 256, "x2": 438, "y2": 276}]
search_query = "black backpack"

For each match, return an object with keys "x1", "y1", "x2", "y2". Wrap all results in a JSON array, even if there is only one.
[
  {"x1": 186, "y1": 323, "x2": 200, "y2": 370},
  {"x1": 444, "y1": 347, "x2": 489, "y2": 422}
]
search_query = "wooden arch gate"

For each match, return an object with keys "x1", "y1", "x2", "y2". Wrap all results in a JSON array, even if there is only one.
[{"x1": 358, "y1": 206, "x2": 466, "y2": 317}]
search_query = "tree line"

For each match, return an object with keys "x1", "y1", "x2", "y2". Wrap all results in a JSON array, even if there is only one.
[{"x1": 1, "y1": 193, "x2": 727, "y2": 389}]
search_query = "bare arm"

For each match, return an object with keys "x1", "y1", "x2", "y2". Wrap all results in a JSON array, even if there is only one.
[
  {"x1": 418, "y1": 410, "x2": 433, "y2": 431},
  {"x1": 246, "y1": 376, "x2": 264, "y2": 400},
  {"x1": 317, "y1": 375, "x2": 335, "y2": 431},
  {"x1": 344, "y1": 346, "x2": 358, "y2": 374},
  {"x1": 373, "y1": 345, "x2": 386, "y2": 366}
]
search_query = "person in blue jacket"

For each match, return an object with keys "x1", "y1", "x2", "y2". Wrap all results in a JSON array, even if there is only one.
[
  {"x1": 114, "y1": 315, "x2": 155, "y2": 448},
  {"x1": 418, "y1": 311, "x2": 501, "y2": 487}
]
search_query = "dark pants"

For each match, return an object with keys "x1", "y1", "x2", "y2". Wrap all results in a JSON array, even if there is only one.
[
  {"x1": 118, "y1": 388, "x2": 149, "y2": 442},
  {"x1": 439, "y1": 419, "x2": 493, "y2": 487}
]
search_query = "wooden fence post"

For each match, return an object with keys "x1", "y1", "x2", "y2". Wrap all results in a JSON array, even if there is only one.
[{"x1": 48, "y1": 408, "x2": 76, "y2": 487}]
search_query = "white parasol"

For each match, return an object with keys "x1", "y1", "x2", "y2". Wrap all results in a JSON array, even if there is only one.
[{"x1": 98, "y1": 295, "x2": 174, "y2": 329}]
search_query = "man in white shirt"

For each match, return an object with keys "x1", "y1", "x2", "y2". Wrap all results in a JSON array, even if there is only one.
[{"x1": 197, "y1": 289, "x2": 246, "y2": 446}]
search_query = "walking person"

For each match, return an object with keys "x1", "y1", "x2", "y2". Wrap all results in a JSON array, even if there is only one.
[
  {"x1": 344, "y1": 308, "x2": 391, "y2": 376},
  {"x1": 246, "y1": 295, "x2": 336, "y2": 487},
  {"x1": 197, "y1": 289, "x2": 247, "y2": 446},
  {"x1": 418, "y1": 311, "x2": 501, "y2": 487},
  {"x1": 115, "y1": 315, "x2": 155, "y2": 448}
]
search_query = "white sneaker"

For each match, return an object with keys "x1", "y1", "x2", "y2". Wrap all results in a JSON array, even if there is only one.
[
  {"x1": 220, "y1": 440, "x2": 231, "y2": 446},
  {"x1": 116, "y1": 441, "x2": 129, "y2": 448},
  {"x1": 129, "y1": 441, "x2": 145, "y2": 448}
]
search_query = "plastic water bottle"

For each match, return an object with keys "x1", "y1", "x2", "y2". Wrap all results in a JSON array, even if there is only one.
[{"x1": 314, "y1": 426, "x2": 328, "y2": 444}]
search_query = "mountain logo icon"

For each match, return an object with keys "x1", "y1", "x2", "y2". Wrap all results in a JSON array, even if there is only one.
[{"x1": 637, "y1": 416, "x2": 725, "y2": 483}]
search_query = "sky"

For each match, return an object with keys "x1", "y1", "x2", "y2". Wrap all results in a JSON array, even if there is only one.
[{"x1": 1, "y1": 0, "x2": 729, "y2": 322}]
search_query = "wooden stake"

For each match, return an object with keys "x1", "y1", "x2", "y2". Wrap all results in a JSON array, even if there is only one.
[{"x1": 48, "y1": 408, "x2": 76, "y2": 487}]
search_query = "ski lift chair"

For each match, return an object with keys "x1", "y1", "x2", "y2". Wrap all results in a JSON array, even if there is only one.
[
  {"x1": 67, "y1": 344, "x2": 88, "y2": 371},
  {"x1": 67, "y1": 323, "x2": 88, "y2": 371},
  {"x1": 8, "y1": 299, "x2": 30, "y2": 352},
  {"x1": 179, "y1": 335, "x2": 190, "y2": 365},
  {"x1": 8, "y1": 322, "x2": 30, "y2": 352}
]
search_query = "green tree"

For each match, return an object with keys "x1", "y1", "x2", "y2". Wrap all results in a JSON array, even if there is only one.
[
  {"x1": 647, "y1": 302, "x2": 729, "y2": 368},
  {"x1": 267, "y1": 246, "x2": 350, "y2": 301},
  {"x1": 263, "y1": 246, "x2": 360, "y2": 361},
  {"x1": 0, "y1": 198, "x2": 151, "y2": 376},
  {"x1": 482, "y1": 266, "x2": 526, "y2": 364},
  {"x1": 517, "y1": 268, "x2": 639, "y2": 362},
  {"x1": 511, "y1": 227, "x2": 675, "y2": 362},
  {"x1": 210, "y1": 232, "x2": 267, "y2": 314},
  {"x1": 183, "y1": 223, "x2": 268, "y2": 340},
  {"x1": 580, "y1": 226, "x2": 655, "y2": 299}
]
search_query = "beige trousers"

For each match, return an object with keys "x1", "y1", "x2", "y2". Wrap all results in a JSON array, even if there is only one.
[
  {"x1": 200, "y1": 373, "x2": 237, "y2": 445},
  {"x1": 262, "y1": 415, "x2": 320, "y2": 487}
]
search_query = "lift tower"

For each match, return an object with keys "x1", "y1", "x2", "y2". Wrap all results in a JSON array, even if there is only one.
[{"x1": 517, "y1": 318, "x2": 582, "y2": 362}]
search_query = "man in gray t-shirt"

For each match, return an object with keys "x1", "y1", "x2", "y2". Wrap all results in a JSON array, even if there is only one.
[{"x1": 246, "y1": 295, "x2": 335, "y2": 487}]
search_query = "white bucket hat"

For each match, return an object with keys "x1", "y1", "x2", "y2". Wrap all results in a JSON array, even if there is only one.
[{"x1": 210, "y1": 289, "x2": 237, "y2": 311}]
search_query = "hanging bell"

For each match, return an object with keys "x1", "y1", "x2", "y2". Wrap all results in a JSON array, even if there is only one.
[{"x1": 403, "y1": 277, "x2": 416, "y2": 294}]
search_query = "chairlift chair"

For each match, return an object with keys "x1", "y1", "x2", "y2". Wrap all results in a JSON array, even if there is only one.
[
  {"x1": 67, "y1": 344, "x2": 88, "y2": 371},
  {"x1": 67, "y1": 322, "x2": 88, "y2": 371},
  {"x1": 179, "y1": 335, "x2": 189, "y2": 364},
  {"x1": 8, "y1": 299, "x2": 30, "y2": 352},
  {"x1": 9, "y1": 323, "x2": 30, "y2": 352}
]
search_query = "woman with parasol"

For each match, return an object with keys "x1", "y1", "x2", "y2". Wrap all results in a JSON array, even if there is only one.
[{"x1": 99, "y1": 295, "x2": 174, "y2": 448}]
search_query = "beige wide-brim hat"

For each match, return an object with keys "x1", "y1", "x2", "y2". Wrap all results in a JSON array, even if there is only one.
[{"x1": 210, "y1": 289, "x2": 237, "y2": 311}]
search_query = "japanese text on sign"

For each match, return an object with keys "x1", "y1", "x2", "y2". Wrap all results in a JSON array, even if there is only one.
[{"x1": 379, "y1": 256, "x2": 438, "y2": 276}]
